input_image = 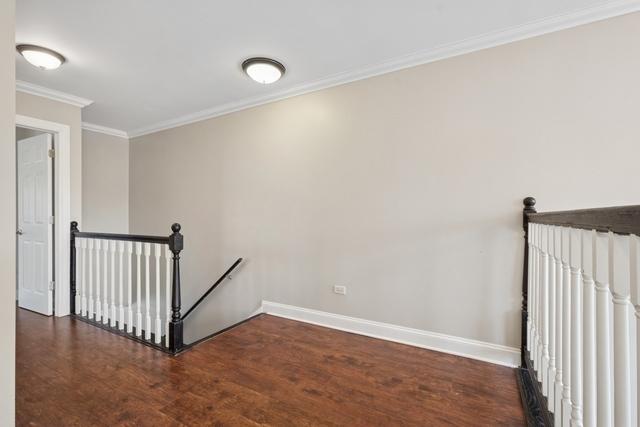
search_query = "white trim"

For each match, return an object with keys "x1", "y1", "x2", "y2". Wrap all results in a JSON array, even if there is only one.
[
  {"x1": 16, "y1": 115, "x2": 72, "y2": 317},
  {"x1": 16, "y1": 80, "x2": 93, "y2": 108},
  {"x1": 82, "y1": 122, "x2": 129, "y2": 139},
  {"x1": 260, "y1": 301, "x2": 520, "y2": 367},
  {"x1": 128, "y1": 0, "x2": 640, "y2": 138}
]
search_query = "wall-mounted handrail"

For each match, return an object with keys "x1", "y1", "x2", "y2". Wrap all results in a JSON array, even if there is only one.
[{"x1": 181, "y1": 258, "x2": 243, "y2": 321}]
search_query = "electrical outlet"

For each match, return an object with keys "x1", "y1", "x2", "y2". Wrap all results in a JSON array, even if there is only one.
[{"x1": 333, "y1": 285, "x2": 347, "y2": 295}]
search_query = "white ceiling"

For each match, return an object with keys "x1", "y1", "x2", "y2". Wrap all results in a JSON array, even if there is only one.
[{"x1": 15, "y1": 0, "x2": 639, "y2": 136}]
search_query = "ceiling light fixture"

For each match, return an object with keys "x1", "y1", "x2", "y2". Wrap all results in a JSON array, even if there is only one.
[
  {"x1": 242, "y1": 57, "x2": 285, "y2": 84},
  {"x1": 16, "y1": 44, "x2": 66, "y2": 70}
]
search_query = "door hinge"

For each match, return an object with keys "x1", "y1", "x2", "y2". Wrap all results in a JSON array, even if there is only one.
[
  {"x1": 49, "y1": 215, "x2": 55, "y2": 225},
  {"x1": 48, "y1": 148, "x2": 55, "y2": 158},
  {"x1": 49, "y1": 280, "x2": 55, "y2": 291}
]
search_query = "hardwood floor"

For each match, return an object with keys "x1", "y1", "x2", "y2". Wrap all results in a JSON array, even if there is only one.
[{"x1": 16, "y1": 308, "x2": 525, "y2": 426}]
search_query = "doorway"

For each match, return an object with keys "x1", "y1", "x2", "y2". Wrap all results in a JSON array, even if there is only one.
[
  {"x1": 16, "y1": 127, "x2": 54, "y2": 315},
  {"x1": 15, "y1": 115, "x2": 72, "y2": 317}
]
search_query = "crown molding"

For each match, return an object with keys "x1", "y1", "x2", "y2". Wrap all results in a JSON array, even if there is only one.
[
  {"x1": 82, "y1": 122, "x2": 129, "y2": 139},
  {"x1": 16, "y1": 80, "x2": 93, "y2": 108},
  {"x1": 128, "y1": 0, "x2": 640, "y2": 138}
]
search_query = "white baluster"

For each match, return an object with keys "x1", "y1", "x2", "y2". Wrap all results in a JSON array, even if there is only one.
[
  {"x1": 102, "y1": 239, "x2": 109, "y2": 324},
  {"x1": 537, "y1": 223, "x2": 544, "y2": 374},
  {"x1": 127, "y1": 242, "x2": 133, "y2": 333},
  {"x1": 570, "y1": 228, "x2": 583, "y2": 426},
  {"x1": 533, "y1": 223, "x2": 540, "y2": 371},
  {"x1": 110, "y1": 240, "x2": 116, "y2": 327},
  {"x1": 144, "y1": 242, "x2": 151, "y2": 340},
  {"x1": 87, "y1": 239, "x2": 94, "y2": 319},
  {"x1": 165, "y1": 245, "x2": 171, "y2": 348},
  {"x1": 118, "y1": 241, "x2": 125, "y2": 330},
  {"x1": 135, "y1": 242, "x2": 142, "y2": 337},
  {"x1": 581, "y1": 230, "x2": 597, "y2": 427},
  {"x1": 538, "y1": 223, "x2": 544, "y2": 374},
  {"x1": 154, "y1": 244, "x2": 162, "y2": 344},
  {"x1": 95, "y1": 240, "x2": 102, "y2": 321},
  {"x1": 611, "y1": 233, "x2": 632, "y2": 426},
  {"x1": 554, "y1": 226, "x2": 564, "y2": 426},
  {"x1": 541, "y1": 224, "x2": 550, "y2": 395},
  {"x1": 631, "y1": 299, "x2": 638, "y2": 427},
  {"x1": 527, "y1": 222, "x2": 533, "y2": 353},
  {"x1": 561, "y1": 227, "x2": 572, "y2": 426},
  {"x1": 547, "y1": 225, "x2": 557, "y2": 412},
  {"x1": 630, "y1": 235, "x2": 640, "y2": 427},
  {"x1": 74, "y1": 238, "x2": 81, "y2": 314},
  {"x1": 80, "y1": 238, "x2": 87, "y2": 316},
  {"x1": 594, "y1": 231, "x2": 613, "y2": 427}
]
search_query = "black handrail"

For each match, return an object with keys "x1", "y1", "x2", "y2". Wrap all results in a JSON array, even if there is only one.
[
  {"x1": 181, "y1": 258, "x2": 243, "y2": 321},
  {"x1": 74, "y1": 231, "x2": 169, "y2": 244}
]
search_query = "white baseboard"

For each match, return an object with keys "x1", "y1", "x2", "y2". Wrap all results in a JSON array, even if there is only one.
[{"x1": 259, "y1": 301, "x2": 520, "y2": 367}]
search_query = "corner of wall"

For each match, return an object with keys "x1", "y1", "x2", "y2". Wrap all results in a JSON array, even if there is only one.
[{"x1": 1, "y1": 0, "x2": 17, "y2": 423}]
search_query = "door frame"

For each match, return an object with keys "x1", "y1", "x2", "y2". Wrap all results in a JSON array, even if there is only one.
[{"x1": 16, "y1": 114, "x2": 71, "y2": 317}]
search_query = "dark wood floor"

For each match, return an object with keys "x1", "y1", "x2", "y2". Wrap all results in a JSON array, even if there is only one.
[{"x1": 17, "y1": 308, "x2": 525, "y2": 426}]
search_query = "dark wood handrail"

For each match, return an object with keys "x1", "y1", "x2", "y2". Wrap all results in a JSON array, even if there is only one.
[
  {"x1": 527, "y1": 204, "x2": 640, "y2": 235},
  {"x1": 181, "y1": 258, "x2": 243, "y2": 321},
  {"x1": 73, "y1": 231, "x2": 169, "y2": 244}
]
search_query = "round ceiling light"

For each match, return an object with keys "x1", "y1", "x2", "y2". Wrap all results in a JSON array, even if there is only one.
[
  {"x1": 16, "y1": 44, "x2": 66, "y2": 70},
  {"x1": 242, "y1": 57, "x2": 285, "y2": 84}
]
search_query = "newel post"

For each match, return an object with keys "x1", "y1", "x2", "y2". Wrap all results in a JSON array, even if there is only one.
[
  {"x1": 70, "y1": 221, "x2": 79, "y2": 315},
  {"x1": 521, "y1": 197, "x2": 537, "y2": 366},
  {"x1": 168, "y1": 223, "x2": 184, "y2": 353}
]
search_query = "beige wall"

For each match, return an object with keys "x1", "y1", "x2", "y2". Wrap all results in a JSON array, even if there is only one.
[
  {"x1": 131, "y1": 12, "x2": 640, "y2": 347},
  {"x1": 1, "y1": 0, "x2": 16, "y2": 423},
  {"x1": 16, "y1": 91, "x2": 83, "y2": 224},
  {"x1": 82, "y1": 130, "x2": 129, "y2": 233}
]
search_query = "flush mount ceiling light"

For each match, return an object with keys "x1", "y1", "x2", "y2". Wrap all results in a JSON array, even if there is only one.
[
  {"x1": 242, "y1": 57, "x2": 285, "y2": 84},
  {"x1": 16, "y1": 44, "x2": 66, "y2": 70}
]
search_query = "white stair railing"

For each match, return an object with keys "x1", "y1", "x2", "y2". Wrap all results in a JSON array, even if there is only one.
[
  {"x1": 71, "y1": 224, "x2": 182, "y2": 351},
  {"x1": 70, "y1": 221, "x2": 242, "y2": 355},
  {"x1": 518, "y1": 198, "x2": 640, "y2": 427}
]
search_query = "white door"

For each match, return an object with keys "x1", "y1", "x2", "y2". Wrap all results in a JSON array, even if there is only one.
[{"x1": 17, "y1": 133, "x2": 54, "y2": 315}]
